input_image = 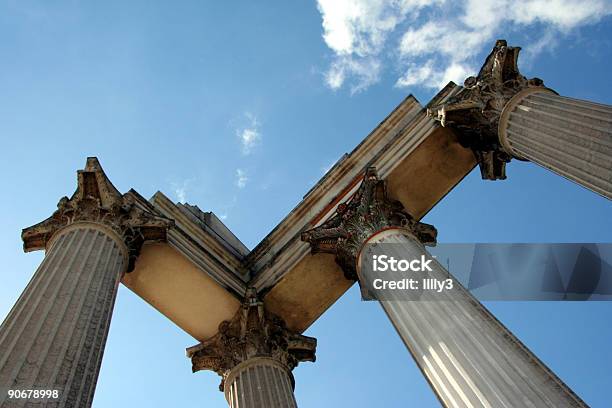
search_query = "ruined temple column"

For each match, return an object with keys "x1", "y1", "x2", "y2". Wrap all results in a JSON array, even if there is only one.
[
  {"x1": 429, "y1": 40, "x2": 612, "y2": 199},
  {"x1": 499, "y1": 88, "x2": 612, "y2": 197},
  {"x1": 223, "y1": 357, "x2": 298, "y2": 408},
  {"x1": 187, "y1": 289, "x2": 316, "y2": 408},
  {"x1": 302, "y1": 167, "x2": 587, "y2": 408},
  {"x1": 0, "y1": 158, "x2": 170, "y2": 408},
  {"x1": 360, "y1": 229, "x2": 586, "y2": 408}
]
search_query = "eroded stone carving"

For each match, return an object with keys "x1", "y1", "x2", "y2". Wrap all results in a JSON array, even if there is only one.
[
  {"x1": 428, "y1": 39, "x2": 548, "y2": 180},
  {"x1": 187, "y1": 288, "x2": 317, "y2": 391},
  {"x1": 301, "y1": 167, "x2": 436, "y2": 280},
  {"x1": 21, "y1": 157, "x2": 172, "y2": 271}
]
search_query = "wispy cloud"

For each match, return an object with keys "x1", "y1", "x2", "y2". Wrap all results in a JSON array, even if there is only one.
[
  {"x1": 171, "y1": 179, "x2": 193, "y2": 203},
  {"x1": 237, "y1": 113, "x2": 261, "y2": 155},
  {"x1": 235, "y1": 168, "x2": 248, "y2": 189},
  {"x1": 316, "y1": 0, "x2": 612, "y2": 92}
]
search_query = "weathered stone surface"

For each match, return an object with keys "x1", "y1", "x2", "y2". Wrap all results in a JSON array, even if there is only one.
[
  {"x1": 22, "y1": 157, "x2": 172, "y2": 271},
  {"x1": 500, "y1": 91, "x2": 612, "y2": 199},
  {"x1": 0, "y1": 158, "x2": 172, "y2": 408},
  {"x1": 428, "y1": 39, "x2": 548, "y2": 180},
  {"x1": 261, "y1": 125, "x2": 475, "y2": 335},
  {"x1": 224, "y1": 357, "x2": 299, "y2": 408},
  {"x1": 301, "y1": 165, "x2": 587, "y2": 407},
  {"x1": 0, "y1": 226, "x2": 126, "y2": 408},
  {"x1": 361, "y1": 229, "x2": 587, "y2": 408},
  {"x1": 301, "y1": 167, "x2": 436, "y2": 280},
  {"x1": 187, "y1": 288, "x2": 316, "y2": 391},
  {"x1": 429, "y1": 40, "x2": 612, "y2": 197}
]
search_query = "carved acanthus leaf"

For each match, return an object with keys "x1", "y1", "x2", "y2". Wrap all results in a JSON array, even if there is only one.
[
  {"x1": 22, "y1": 157, "x2": 172, "y2": 271},
  {"x1": 427, "y1": 39, "x2": 548, "y2": 180},
  {"x1": 301, "y1": 167, "x2": 437, "y2": 280},
  {"x1": 187, "y1": 288, "x2": 317, "y2": 391}
]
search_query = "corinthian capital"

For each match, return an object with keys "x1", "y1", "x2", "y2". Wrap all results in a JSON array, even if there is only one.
[
  {"x1": 21, "y1": 157, "x2": 172, "y2": 271},
  {"x1": 301, "y1": 167, "x2": 437, "y2": 280},
  {"x1": 428, "y1": 39, "x2": 550, "y2": 180},
  {"x1": 187, "y1": 288, "x2": 317, "y2": 391}
]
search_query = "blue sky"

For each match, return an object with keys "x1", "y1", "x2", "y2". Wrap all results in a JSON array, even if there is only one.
[{"x1": 0, "y1": 1, "x2": 611, "y2": 407}]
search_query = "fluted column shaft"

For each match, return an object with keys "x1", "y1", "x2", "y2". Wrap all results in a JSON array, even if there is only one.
[
  {"x1": 224, "y1": 358, "x2": 297, "y2": 408},
  {"x1": 359, "y1": 228, "x2": 586, "y2": 408},
  {"x1": 0, "y1": 223, "x2": 127, "y2": 408},
  {"x1": 499, "y1": 89, "x2": 612, "y2": 198}
]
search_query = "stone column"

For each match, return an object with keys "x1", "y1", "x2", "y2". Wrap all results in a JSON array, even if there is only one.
[
  {"x1": 429, "y1": 39, "x2": 612, "y2": 199},
  {"x1": 0, "y1": 158, "x2": 171, "y2": 408},
  {"x1": 363, "y1": 229, "x2": 586, "y2": 408},
  {"x1": 187, "y1": 288, "x2": 316, "y2": 408},
  {"x1": 224, "y1": 358, "x2": 298, "y2": 408},
  {"x1": 499, "y1": 88, "x2": 612, "y2": 197},
  {"x1": 302, "y1": 167, "x2": 587, "y2": 408}
]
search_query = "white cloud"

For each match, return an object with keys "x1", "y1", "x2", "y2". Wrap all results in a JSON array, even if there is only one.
[
  {"x1": 326, "y1": 56, "x2": 382, "y2": 93},
  {"x1": 316, "y1": 0, "x2": 612, "y2": 91},
  {"x1": 171, "y1": 179, "x2": 193, "y2": 203},
  {"x1": 395, "y1": 59, "x2": 434, "y2": 88},
  {"x1": 508, "y1": 0, "x2": 609, "y2": 29},
  {"x1": 522, "y1": 29, "x2": 560, "y2": 65},
  {"x1": 235, "y1": 169, "x2": 248, "y2": 189},
  {"x1": 175, "y1": 186, "x2": 187, "y2": 202},
  {"x1": 317, "y1": 0, "x2": 436, "y2": 92},
  {"x1": 237, "y1": 113, "x2": 261, "y2": 155}
]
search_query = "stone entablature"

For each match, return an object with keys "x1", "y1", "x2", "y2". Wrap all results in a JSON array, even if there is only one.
[{"x1": 149, "y1": 191, "x2": 249, "y2": 295}]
